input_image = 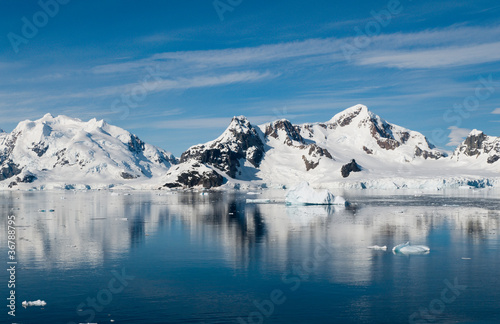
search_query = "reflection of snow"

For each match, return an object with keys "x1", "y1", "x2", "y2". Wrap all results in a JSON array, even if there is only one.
[{"x1": 1, "y1": 191, "x2": 498, "y2": 284}]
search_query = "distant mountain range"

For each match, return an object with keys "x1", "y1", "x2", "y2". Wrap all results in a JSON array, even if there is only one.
[{"x1": 1, "y1": 105, "x2": 499, "y2": 190}]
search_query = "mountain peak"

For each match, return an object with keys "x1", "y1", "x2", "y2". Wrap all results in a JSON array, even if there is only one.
[
  {"x1": 328, "y1": 104, "x2": 373, "y2": 125},
  {"x1": 36, "y1": 114, "x2": 83, "y2": 126},
  {"x1": 468, "y1": 129, "x2": 484, "y2": 137},
  {"x1": 42, "y1": 113, "x2": 54, "y2": 120}
]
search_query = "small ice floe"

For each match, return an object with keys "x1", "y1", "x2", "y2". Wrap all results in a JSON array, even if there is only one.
[
  {"x1": 461, "y1": 257, "x2": 472, "y2": 260},
  {"x1": 22, "y1": 300, "x2": 46, "y2": 308},
  {"x1": 200, "y1": 192, "x2": 209, "y2": 196},
  {"x1": 367, "y1": 245, "x2": 387, "y2": 250},
  {"x1": 392, "y1": 242, "x2": 430, "y2": 255},
  {"x1": 285, "y1": 182, "x2": 348, "y2": 206},
  {"x1": 247, "y1": 192, "x2": 260, "y2": 195},
  {"x1": 246, "y1": 198, "x2": 273, "y2": 204}
]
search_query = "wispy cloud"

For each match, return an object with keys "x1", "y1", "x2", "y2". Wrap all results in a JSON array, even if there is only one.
[
  {"x1": 92, "y1": 38, "x2": 346, "y2": 75},
  {"x1": 447, "y1": 126, "x2": 471, "y2": 146},
  {"x1": 357, "y1": 42, "x2": 500, "y2": 69},
  {"x1": 92, "y1": 24, "x2": 500, "y2": 78},
  {"x1": 492, "y1": 108, "x2": 500, "y2": 114}
]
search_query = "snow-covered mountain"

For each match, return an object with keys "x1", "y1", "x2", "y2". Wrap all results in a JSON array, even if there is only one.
[
  {"x1": 1, "y1": 106, "x2": 499, "y2": 190},
  {"x1": 165, "y1": 105, "x2": 499, "y2": 190},
  {"x1": 0, "y1": 114, "x2": 176, "y2": 189},
  {"x1": 452, "y1": 129, "x2": 500, "y2": 165}
]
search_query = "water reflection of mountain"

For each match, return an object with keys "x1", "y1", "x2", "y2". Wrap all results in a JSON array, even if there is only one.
[{"x1": 0, "y1": 192, "x2": 498, "y2": 283}]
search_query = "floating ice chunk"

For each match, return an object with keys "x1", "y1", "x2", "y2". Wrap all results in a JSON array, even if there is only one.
[
  {"x1": 285, "y1": 182, "x2": 347, "y2": 206},
  {"x1": 392, "y1": 242, "x2": 430, "y2": 255},
  {"x1": 367, "y1": 245, "x2": 387, "y2": 250},
  {"x1": 200, "y1": 192, "x2": 209, "y2": 196},
  {"x1": 246, "y1": 198, "x2": 273, "y2": 204},
  {"x1": 22, "y1": 300, "x2": 46, "y2": 308},
  {"x1": 333, "y1": 196, "x2": 347, "y2": 206},
  {"x1": 247, "y1": 192, "x2": 260, "y2": 195}
]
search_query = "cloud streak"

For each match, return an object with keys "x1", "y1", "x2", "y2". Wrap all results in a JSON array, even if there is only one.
[
  {"x1": 447, "y1": 126, "x2": 471, "y2": 146},
  {"x1": 357, "y1": 42, "x2": 500, "y2": 69}
]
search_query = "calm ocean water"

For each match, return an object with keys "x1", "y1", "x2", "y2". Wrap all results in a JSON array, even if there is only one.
[{"x1": 1, "y1": 190, "x2": 499, "y2": 323}]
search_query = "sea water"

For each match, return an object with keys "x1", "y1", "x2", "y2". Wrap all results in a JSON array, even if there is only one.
[{"x1": 0, "y1": 190, "x2": 499, "y2": 323}]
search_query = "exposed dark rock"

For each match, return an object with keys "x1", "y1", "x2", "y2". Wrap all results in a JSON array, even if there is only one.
[
  {"x1": 8, "y1": 181, "x2": 17, "y2": 188},
  {"x1": 376, "y1": 139, "x2": 400, "y2": 150},
  {"x1": 0, "y1": 161, "x2": 22, "y2": 181},
  {"x1": 121, "y1": 172, "x2": 139, "y2": 179},
  {"x1": 414, "y1": 146, "x2": 443, "y2": 160},
  {"x1": 462, "y1": 132, "x2": 486, "y2": 156},
  {"x1": 164, "y1": 168, "x2": 224, "y2": 189},
  {"x1": 265, "y1": 120, "x2": 305, "y2": 145},
  {"x1": 341, "y1": 159, "x2": 362, "y2": 178},
  {"x1": 363, "y1": 146, "x2": 373, "y2": 154},
  {"x1": 128, "y1": 134, "x2": 146, "y2": 154},
  {"x1": 487, "y1": 155, "x2": 499, "y2": 164},
  {"x1": 302, "y1": 155, "x2": 320, "y2": 171},
  {"x1": 16, "y1": 172, "x2": 37, "y2": 183},
  {"x1": 297, "y1": 143, "x2": 334, "y2": 160},
  {"x1": 400, "y1": 132, "x2": 410, "y2": 144},
  {"x1": 369, "y1": 120, "x2": 394, "y2": 140},
  {"x1": 338, "y1": 108, "x2": 362, "y2": 127},
  {"x1": 54, "y1": 148, "x2": 70, "y2": 167},
  {"x1": 0, "y1": 132, "x2": 19, "y2": 164},
  {"x1": 309, "y1": 144, "x2": 333, "y2": 159},
  {"x1": 31, "y1": 142, "x2": 49, "y2": 157},
  {"x1": 163, "y1": 182, "x2": 181, "y2": 188},
  {"x1": 180, "y1": 117, "x2": 265, "y2": 178}
]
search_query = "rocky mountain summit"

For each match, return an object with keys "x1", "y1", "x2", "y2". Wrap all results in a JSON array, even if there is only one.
[
  {"x1": 0, "y1": 105, "x2": 498, "y2": 190},
  {"x1": 452, "y1": 129, "x2": 500, "y2": 164}
]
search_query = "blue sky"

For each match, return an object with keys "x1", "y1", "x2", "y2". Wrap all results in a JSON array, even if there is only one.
[{"x1": 1, "y1": 0, "x2": 500, "y2": 155}]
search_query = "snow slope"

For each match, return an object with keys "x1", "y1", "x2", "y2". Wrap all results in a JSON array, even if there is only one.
[
  {"x1": 0, "y1": 114, "x2": 176, "y2": 189},
  {"x1": 1, "y1": 106, "x2": 499, "y2": 190},
  {"x1": 177, "y1": 104, "x2": 500, "y2": 190}
]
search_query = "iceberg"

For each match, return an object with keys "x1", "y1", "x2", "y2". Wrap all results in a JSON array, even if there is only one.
[
  {"x1": 392, "y1": 242, "x2": 430, "y2": 255},
  {"x1": 285, "y1": 182, "x2": 347, "y2": 205},
  {"x1": 367, "y1": 245, "x2": 387, "y2": 250},
  {"x1": 22, "y1": 300, "x2": 46, "y2": 308}
]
